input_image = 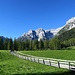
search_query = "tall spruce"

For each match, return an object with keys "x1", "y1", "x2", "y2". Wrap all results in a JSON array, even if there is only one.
[
  {"x1": 0, "y1": 37, "x2": 4, "y2": 50},
  {"x1": 8, "y1": 38, "x2": 13, "y2": 50},
  {"x1": 49, "y1": 38, "x2": 61, "y2": 50},
  {"x1": 13, "y1": 38, "x2": 18, "y2": 50},
  {"x1": 33, "y1": 40, "x2": 39, "y2": 50},
  {"x1": 18, "y1": 41, "x2": 22, "y2": 50},
  {"x1": 44, "y1": 40, "x2": 49, "y2": 49},
  {"x1": 4, "y1": 38, "x2": 9, "y2": 50},
  {"x1": 29, "y1": 40, "x2": 33, "y2": 50},
  {"x1": 39, "y1": 39, "x2": 44, "y2": 50},
  {"x1": 25, "y1": 40, "x2": 29, "y2": 50}
]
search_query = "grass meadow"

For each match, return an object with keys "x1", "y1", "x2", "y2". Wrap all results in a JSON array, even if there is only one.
[
  {"x1": 21, "y1": 50, "x2": 75, "y2": 60},
  {"x1": 0, "y1": 50, "x2": 75, "y2": 75}
]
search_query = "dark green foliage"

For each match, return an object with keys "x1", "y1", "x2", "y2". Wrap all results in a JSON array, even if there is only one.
[
  {"x1": 29, "y1": 40, "x2": 33, "y2": 50},
  {"x1": 39, "y1": 39, "x2": 44, "y2": 50},
  {"x1": 62, "y1": 38, "x2": 75, "y2": 48},
  {"x1": 1, "y1": 27, "x2": 75, "y2": 50},
  {"x1": 58, "y1": 28, "x2": 75, "y2": 41},
  {"x1": 4, "y1": 38, "x2": 9, "y2": 50},
  {"x1": 13, "y1": 38, "x2": 18, "y2": 50},
  {"x1": 17, "y1": 41, "x2": 22, "y2": 50},
  {"x1": 8, "y1": 38, "x2": 13, "y2": 50},
  {"x1": 44, "y1": 40, "x2": 49, "y2": 49},
  {"x1": 0, "y1": 37, "x2": 4, "y2": 50},
  {"x1": 25, "y1": 40, "x2": 30, "y2": 50},
  {"x1": 22, "y1": 42, "x2": 25, "y2": 50},
  {"x1": 58, "y1": 27, "x2": 67, "y2": 35},
  {"x1": 68, "y1": 38, "x2": 75, "y2": 46},
  {"x1": 49, "y1": 38, "x2": 61, "y2": 50},
  {"x1": 55, "y1": 28, "x2": 75, "y2": 49},
  {"x1": 33, "y1": 40, "x2": 39, "y2": 50}
]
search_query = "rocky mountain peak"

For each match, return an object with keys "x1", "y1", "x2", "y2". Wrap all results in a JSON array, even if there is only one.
[
  {"x1": 18, "y1": 28, "x2": 55, "y2": 41},
  {"x1": 63, "y1": 17, "x2": 75, "y2": 30},
  {"x1": 18, "y1": 17, "x2": 75, "y2": 41},
  {"x1": 35, "y1": 28, "x2": 45, "y2": 33},
  {"x1": 66, "y1": 17, "x2": 75, "y2": 24},
  {"x1": 58, "y1": 17, "x2": 75, "y2": 34}
]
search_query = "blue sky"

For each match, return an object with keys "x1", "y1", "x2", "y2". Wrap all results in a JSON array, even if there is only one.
[{"x1": 0, "y1": 0, "x2": 75, "y2": 39}]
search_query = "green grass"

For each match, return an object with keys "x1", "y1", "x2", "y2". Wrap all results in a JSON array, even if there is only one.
[
  {"x1": 20, "y1": 50, "x2": 75, "y2": 60},
  {"x1": 66, "y1": 46, "x2": 75, "y2": 50},
  {"x1": 1, "y1": 50, "x2": 74, "y2": 75}
]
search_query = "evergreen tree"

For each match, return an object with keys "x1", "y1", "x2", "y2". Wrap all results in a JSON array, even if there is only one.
[
  {"x1": 33, "y1": 40, "x2": 39, "y2": 50},
  {"x1": 17, "y1": 41, "x2": 22, "y2": 50},
  {"x1": 68, "y1": 38, "x2": 75, "y2": 46},
  {"x1": 39, "y1": 39, "x2": 44, "y2": 50},
  {"x1": 25, "y1": 40, "x2": 29, "y2": 50},
  {"x1": 29, "y1": 40, "x2": 33, "y2": 50},
  {"x1": 8, "y1": 38, "x2": 13, "y2": 50},
  {"x1": 4, "y1": 38, "x2": 9, "y2": 50},
  {"x1": 21, "y1": 42, "x2": 25, "y2": 50},
  {"x1": 13, "y1": 38, "x2": 18, "y2": 50},
  {"x1": 44, "y1": 40, "x2": 49, "y2": 49},
  {"x1": 0, "y1": 37, "x2": 4, "y2": 50},
  {"x1": 49, "y1": 38, "x2": 61, "y2": 50}
]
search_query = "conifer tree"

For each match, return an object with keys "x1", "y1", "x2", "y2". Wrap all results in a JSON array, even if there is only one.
[
  {"x1": 44, "y1": 40, "x2": 49, "y2": 49},
  {"x1": 4, "y1": 38, "x2": 9, "y2": 50},
  {"x1": 8, "y1": 38, "x2": 13, "y2": 50},
  {"x1": 39, "y1": 39, "x2": 44, "y2": 50},
  {"x1": 33, "y1": 40, "x2": 39, "y2": 50},
  {"x1": 0, "y1": 37, "x2": 4, "y2": 50},
  {"x1": 49, "y1": 38, "x2": 61, "y2": 50},
  {"x1": 13, "y1": 38, "x2": 18, "y2": 50}
]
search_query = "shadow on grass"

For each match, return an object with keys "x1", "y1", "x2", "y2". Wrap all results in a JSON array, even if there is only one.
[{"x1": 13, "y1": 70, "x2": 75, "y2": 75}]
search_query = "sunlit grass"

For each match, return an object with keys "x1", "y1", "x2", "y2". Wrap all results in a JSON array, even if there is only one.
[
  {"x1": 0, "y1": 50, "x2": 70, "y2": 75},
  {"x1": 21, "y1": 50, "x2": 75, "y2": 60}
]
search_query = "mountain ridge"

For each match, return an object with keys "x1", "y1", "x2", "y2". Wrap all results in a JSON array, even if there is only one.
[
  {"x1": 58, "y1": 27, "x2": 75, "y2": 41},
  {"x1": 58, "y1": 17, "x2": 75, "y2": 34},
  {"x1": 18, "y1": 17, "x2": 75, "y2": 41}
]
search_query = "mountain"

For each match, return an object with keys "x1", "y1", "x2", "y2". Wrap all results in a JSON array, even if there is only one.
[
  {"x1": 18, "y1": 28, "x2": 62, "y2": 41},
  {"x1": 58, "y1": 17, "x2": 75, "y2": 34},
  {"x1": 0, "y1": 36, "x2": 6, "y2": 41},
  {"x1": 18, "y1": 17, "x2": 75, "y2": 41},
  {"x1": 58, "y1": 28, "x2": 75, "y2": 41}
]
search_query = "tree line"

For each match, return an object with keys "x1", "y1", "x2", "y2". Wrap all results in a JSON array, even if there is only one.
[{"x1": 0, "y1": 36, "x2": 75, "y2": 50}]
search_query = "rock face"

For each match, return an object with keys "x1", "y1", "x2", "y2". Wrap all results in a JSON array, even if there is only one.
[
  {"x1": 58, "y1": 17, "x2": 75, "y2": 34},
  {"x1": 18, "y1": 17, "x2": 75, "y2": 41},
  {"x1": 64, "y1": 17, "x2": 75, "y2": 30},
  {"x1": 18, "y1": 28, "x2": 61, "y2": 41}
]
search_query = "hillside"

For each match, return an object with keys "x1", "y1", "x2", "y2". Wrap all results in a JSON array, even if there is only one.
[
  {"x1": 58, "y1": 28, "x2": 75, "y2": 41},
  {"x1": 58, "y1": 17, "x2": 75, "y2": 35}
]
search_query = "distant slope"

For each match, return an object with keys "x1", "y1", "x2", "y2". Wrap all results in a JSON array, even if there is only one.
[
  {"x1": 17, "y1": 28, "x2": 62, "y2": 41},
  {"x1": 0, "y1": 36, "x2": 5, "y2": 41},
  {"x1": 18, "y1": 28, "x2": 54, "y2": 41},
  {"x1": 58, "y1": 28, "x2": 75, "y2": 41}
]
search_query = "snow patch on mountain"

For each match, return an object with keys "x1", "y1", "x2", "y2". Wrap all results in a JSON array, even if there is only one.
[
  {"x1": 50, "y1": 27, "x2": 63, "y2": 35},
  {"x1": 65, "y1": 17, "x2": 75, "y2": 30},
  {"x1": 18, "y1": 17, "x2": 75, "y2": 41},
  {"x1": 19, "y1": 27, "x2": 62, "y2": 41},
  {"x1": 66, "y1": 17, "x2": 75, "y2": 24}
]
